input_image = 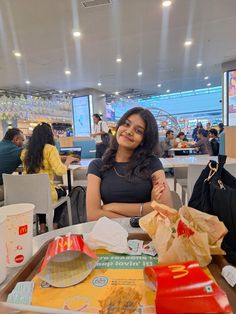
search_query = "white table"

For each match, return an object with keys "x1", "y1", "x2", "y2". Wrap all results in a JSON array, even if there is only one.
[{"x1": 166, "y1": 155, "x2": 236, "y2": 168}]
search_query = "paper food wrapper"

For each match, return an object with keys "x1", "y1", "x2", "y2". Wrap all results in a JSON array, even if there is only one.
[
  {"x1": 83, "y1": 217, "x2": 129, "y2": 253},
  {"x1": 38, "y1": 235, "x2": 97, "y2": 287},
  {"x1": 144, "y1": 261, "x2": 232, "y2": 314},
  {"x1": 139, "y1": 202, "x2": 228, "y2": 267}
]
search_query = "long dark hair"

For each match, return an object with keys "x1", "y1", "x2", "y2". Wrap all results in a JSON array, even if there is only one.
[
  {"x1": 102, "y1": 107, "x2": 159, "y2": 179},
  {"x1": 24, "y1": 123, "x2": 55, "y2": 173}
]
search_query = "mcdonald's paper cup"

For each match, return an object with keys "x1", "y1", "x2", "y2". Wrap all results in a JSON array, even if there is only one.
[
  {"x1": 0, "y1": 215, "x2": 7, "y2": 283},
  {"x1": 0, "y1": 203, "x2": 34, "y2": 267}
]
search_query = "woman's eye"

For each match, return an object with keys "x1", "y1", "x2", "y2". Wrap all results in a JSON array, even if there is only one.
[
  {"x1": 136, "y1": 128, "x2": 143, "y2": 135},
  {"x1": 124, "y1": 121, "x2": 130, "y2": 127}
]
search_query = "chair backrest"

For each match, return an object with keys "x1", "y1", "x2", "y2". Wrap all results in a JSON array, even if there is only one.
[
  {"x1": 3, "y1": 173, "x2": 52, "y2": 213},
  {"x1": 170, "y1": 190, "x2": 182, "y2": 210}
]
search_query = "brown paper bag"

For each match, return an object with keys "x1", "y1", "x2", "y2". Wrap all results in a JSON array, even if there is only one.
[{"x1": 179, "y1": 206, "x2": 228, "y2": 245}]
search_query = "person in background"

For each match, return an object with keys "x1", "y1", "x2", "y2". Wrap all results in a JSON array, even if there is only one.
[
  {"x1": 160, "y1": 129, "x2": 175, "y2": 157},
  {"x1": 21, "y1": 123, "x2": 77, "y2": 233},
  {"x1": 218, "y1": 123, "x2": 225, "y2": 155},
  {"x1": 206, "y1": 122, "x2": 211, "y2": 131},
  {"x1": 91, "y1": 113, "x2": 109, "y2": 158},
  {"x1": 190, "y1": 128, "x2": 213, "y2": 155},
  {"x1": 175, "y1": 132, "x2": 188, "y2": 147},
  {"x1": 86, "y1": 107, "x2": 172, "y2": 221},
  {"x1": 218, "y1": 122, "x2": 224, "y2": 134},
  {"x1": 0, "y1": 128, "x2": 25, "y2": 201},
  {"x1": 192, "y1": 122, "x2": 203, "y2": 141},
  {"x1": 208, "y1": 128, "x2": 219, "y2": 156}
]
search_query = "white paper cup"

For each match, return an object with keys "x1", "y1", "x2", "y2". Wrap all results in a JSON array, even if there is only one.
[
  {"x1": 0, "y1": 203, "x2": 34, "y2": 267},
  {"x1": 0, "y1": 215, "x2": 7, "y2": 283}
]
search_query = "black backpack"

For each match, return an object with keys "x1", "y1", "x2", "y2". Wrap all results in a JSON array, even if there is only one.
[
  {"x1": 189, "y1": 155, "x2": 236, "y2": 265},
  {"x1": 58, "y1": 186, "x2": 87, "y2": 227}
]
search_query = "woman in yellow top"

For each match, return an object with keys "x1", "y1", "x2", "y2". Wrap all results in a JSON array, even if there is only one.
[{"x1": 21, "y1": 123, "x2": 77, "y2": 233}]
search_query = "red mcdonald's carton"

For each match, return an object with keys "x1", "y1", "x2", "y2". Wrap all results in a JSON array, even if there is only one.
[
  {"x1": 38, "y1": 235, "x2": 98, "y2": 287},
  {"x1": 144, "y1": 261, "x2": 232, "y2": 313}
]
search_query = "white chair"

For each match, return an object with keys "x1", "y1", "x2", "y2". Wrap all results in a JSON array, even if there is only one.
[
  {"x1": 3, "y1": 173, "x2": 72, "y2": 231},
  {"x1": 173, "y1": 167, "x2": 188, "y2": 204}
]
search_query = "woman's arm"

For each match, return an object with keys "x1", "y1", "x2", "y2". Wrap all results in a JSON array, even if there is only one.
[
  {"x1": 102, "y1": 202, "x2": 153, "y2": 217},
  {"x1": 86, "y1": 174, "x2": 126, "y2": 221},
  {"x1": 151, "y1": 170, "x2": 173, "y2": 207}
]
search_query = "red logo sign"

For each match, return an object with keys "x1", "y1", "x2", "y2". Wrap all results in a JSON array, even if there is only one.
[
  {"x1": 19, "y1": 225, "x2": 28, "y2": 235},
  {"x1": 15, "y1": 255, "x2": 24, "y2": 263}
]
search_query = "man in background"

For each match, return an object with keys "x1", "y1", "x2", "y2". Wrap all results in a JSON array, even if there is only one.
[
  {"x1": 0, "y1": 128, "x2": 25, "y2": 201},
  {"x1": 161, "y1": 130, "x2": 175, "y2": 157}
]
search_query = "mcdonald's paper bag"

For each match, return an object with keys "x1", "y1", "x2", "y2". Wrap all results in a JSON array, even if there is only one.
[{"x1": 38, "y1": 235, "x2": 97, "y2": 287}]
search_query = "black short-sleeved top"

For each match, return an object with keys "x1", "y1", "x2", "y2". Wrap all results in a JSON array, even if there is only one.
[{"x1": 87, "y1": 156, "x2": 163, "y2": 204}]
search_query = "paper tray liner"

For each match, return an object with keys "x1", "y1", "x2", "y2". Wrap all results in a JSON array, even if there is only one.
[{"x1": 31, "y1": 249, "x2": 158, "y2": 313}]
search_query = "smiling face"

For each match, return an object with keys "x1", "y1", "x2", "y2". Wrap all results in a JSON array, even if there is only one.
[{"x1": 116, "y1": 114, "x2": 145, "y2": 150}]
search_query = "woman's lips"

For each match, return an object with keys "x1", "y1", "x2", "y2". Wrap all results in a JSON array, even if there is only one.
[{"x1": 120, "y1": 134, "x2": 134, "y2": 142}]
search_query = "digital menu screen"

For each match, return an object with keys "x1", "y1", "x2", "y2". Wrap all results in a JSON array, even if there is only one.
[
  {"x1": 72, "y1": 96, "x2": 92, "y2": 136},
  {"x1": 228, "y1": 70, "x2": 236, "y2": 126}
]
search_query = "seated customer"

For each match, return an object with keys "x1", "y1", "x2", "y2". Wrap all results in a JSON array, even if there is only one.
[
  {"x1": 160, "y1": 129, "x2": 175, "y2": 157},
  {"x1": 190, "y1": 128, "x2": 213, "y2": 155},
  {"x1": 86, "y1": 107, "x2": 173, "y2": 221},
  {"x1": 209, "y1": 128, "x2": 219, "y2": 156},
  {"x1": 175, "y1": 132, "x2": 188, "y2": 147},
  {"x1": 0, "y1": 128, "x2": 25, "y2": 201},
  {"x1": 21, "y1": 123, "x2": 77, "y2": 233}
]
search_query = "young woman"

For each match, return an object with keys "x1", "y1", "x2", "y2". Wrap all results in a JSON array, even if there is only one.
[
  {"x1": 86, "y1": 107, "x2": 173, "y2": 221},
  {"x1": 21, "y1": 123, "x2": 77, "y2": 233}
]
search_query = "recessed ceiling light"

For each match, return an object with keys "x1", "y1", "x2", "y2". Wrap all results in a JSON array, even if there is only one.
[
  {"x1": 25, "y1": 80, "x2": 31, "y2": 85},
  {"x1": 162, "y1": 1, "x2": 172, "y2": 7},
  {"x1": 204, "y1": 76, "x2": 209, "y2": 80},
  {"x1": 137, "y1": 71, "x2": 143, "y2": 76},
  {"x1": 184, "y1": 40, "x2": 192, "y2": 47},
  {"x1": 127, "y1": 96, "x2": 131, "y2": 99},
  {"x1": 207, "y1": 83, "x2": 211, "y2": 87},
  {"x1": 116, "y1": 58, "x2": 122, "y2": 63},
  {"x1": 73, "y1": 31, "x2": 81, "y2": 37},
  {"x1": 13, "y1": 50, "x2": 21, "y2": 57},
  {"x1": 115, "y1": 91, "x2": 119, "y2": 95},
  {"x1": 166, "y1": 89, "x2": 170, "y2": 93},
  {"x1": 97, "y1": 82, "x2": 102, "y2": 86},
  {"x1": 196, "y1": 62, "x2": 203, "y2": 68},
  {"x1": 59, "y1": 90, "x2": 63, "y2": 93},
  {"x1": 65, "y1": 70, "x2": 71, "y2": 75},
  {"x1": 157, "y1": 84, "x2": 162, "y2": 88}
]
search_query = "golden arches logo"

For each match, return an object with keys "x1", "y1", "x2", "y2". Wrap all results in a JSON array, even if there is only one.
[{"x1": 168, "y1": 265, "x2": 189, "y2": 279}]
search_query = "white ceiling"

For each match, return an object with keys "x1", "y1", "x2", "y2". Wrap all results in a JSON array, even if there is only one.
[{"x1": 0, "y1": 0, "x2": 236, "y2": 96}]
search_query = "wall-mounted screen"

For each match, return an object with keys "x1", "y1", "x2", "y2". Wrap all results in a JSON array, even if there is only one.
[
  {"x1": 72, "y1": 95, "x2": 93, "y2": 136},
  {"x1": 228, "y1": 70, "x2": 236, "y2": 126}
]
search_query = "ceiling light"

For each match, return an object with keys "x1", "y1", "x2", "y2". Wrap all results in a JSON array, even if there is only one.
[
  {"x1": 162, "y1": 1, "x2": 172, "y2": 7},
  {"x1": 59, "y1": 90, "x2": 63, "y2": 93},
  {"x1": 196, "y1": 62, "x2": 202, "y2": 68},
  {"x1": 65, "y1": 70, "x2": 71, "y2": 75},
  {"x1": 73, "y1": 31, "x2": 81, "y2": 37},
  {"x1": 157, "y1": 84, "x2": 162, "y2": 88},
  {"x1": 97, "y1": 82, "x2": 102, "y2": 86},
  {"x1": 166, "y1": 89, "x2": 170, "y2": 93},
  {"x1": 116, "y1": 58, "x2": 122, "y2": 63},
  {"x1": 115, "y1": 91, "x2": 119, "y2": 95},
  {"x1": 13, "y1": 51, "x2": 21, "y2": 57},
  {"x1": 137, "y1": 71, "x2": 143, "y2": 76},
  {"x1": 25, "y1": 80, "x2": 31, "y2": 85},
  {"x1": 184, "y1": 40, "x2": 192, "y2": 47},
  {"x1": 207, "y1": 83, "x2": 211, "y2": 87},
  {"x1": 127, "y1": 96, "x2": 131, "y2": 99},
  {"x1": 204, "y1": 76, "x2": 209, "y2": 80}
]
